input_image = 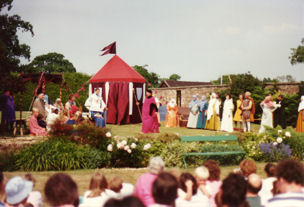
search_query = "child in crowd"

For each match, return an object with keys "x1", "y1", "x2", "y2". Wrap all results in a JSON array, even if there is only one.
[{"x1": 24, "y1": 174, "x2": 43, "y2": 207}]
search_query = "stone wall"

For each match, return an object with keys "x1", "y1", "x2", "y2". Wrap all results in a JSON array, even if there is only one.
[{"x1": 264, "y1": 82, "x2": 300, "y2": 94}]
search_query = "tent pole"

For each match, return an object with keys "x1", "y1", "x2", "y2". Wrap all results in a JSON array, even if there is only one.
[{"x1": 133, "y1": 88, "x2": 142, "y2": 121}]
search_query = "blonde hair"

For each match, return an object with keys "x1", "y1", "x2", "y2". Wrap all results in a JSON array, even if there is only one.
[
  {"x1": 32, "y1": 107, "x2": 39, "y2": 113},
  {"x1": 194, "y1": 166, "x2": 209, "y2": 180}
]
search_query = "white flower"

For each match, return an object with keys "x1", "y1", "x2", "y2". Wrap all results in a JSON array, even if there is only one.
[
  {"x1": 276, "y1": 137, "x2": 283, "y2": 144},
  {"x1": 285, "y1": 131, "x2": 291, "y2": 137},
  {"x1": 121, "y1": 140, "x2": 127, "y2": 146},
  {"x1": 131, "y1": 143, "x2": 137, "y2": 149},
  {"x1": 124, "y1": 145, "x2": 130, "y2": 151},
  {"x1": 278, "y1": 130, "x2": 282, "y2": 134},
  {"x1": 143, "y1": 143, "x2": 151, "y2": 150},
  {"x1": 127, "y1": 149, "x2": 132, "y2": 154},
  {"x1": 107, "y1": 144, "x2": 113, "y2": 152},
  {"x1": 106, "y1": 132, "x2": 112, "y2": 137},
  {"x1": 117, "y1": 143, "x2": 122, "y2": 149},
  {"x1": 273, "y1": 142, "x2": 278, "y2": 146}
]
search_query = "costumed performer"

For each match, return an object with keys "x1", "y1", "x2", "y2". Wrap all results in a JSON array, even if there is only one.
[
  {"x1": 233, "y1": 94, "x2": 243, "y2": 131},
  {"x1": 197, "y1": 95, "x2": 208, "y2": 129},
  {"x1": 221, "y1": 94, "x2": 234, "y2": 132},
  {"x1": 187, "y1": 95, "x2": 199, "y2": 128},
  {"x1": 296, "y1": 96, "x2": 304, "y2": 133},
  {"x1": 141, "y1": 89, "x2": 159, "y2": 133},
  {"x1": 273, "y1": 95, "x2": 286, "y2": 129},
  {"x1": 205, "y1": 92, "x2": 221, "y2": 131},
  {"x1": 29, "y1": 108, "x2": 47, "y2": 136},
  {"x1": 241, "y1": 92, "x2": 253, "y2": 132},
  {"x1": 165, "y1": 98, "x2": 178, "y2": 128},
  {"x1": 85, "y1": 88, "x2": 106, "y2": 127}
]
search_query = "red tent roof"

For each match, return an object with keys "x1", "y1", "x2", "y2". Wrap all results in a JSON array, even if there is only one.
[{"x1": 89, "y1": 55, "x2": 146, "y2": 83}]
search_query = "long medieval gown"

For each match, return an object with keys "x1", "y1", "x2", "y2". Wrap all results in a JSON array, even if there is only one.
[
  {"x1": 296, "y1": 97, "x2": 304, "y2": 133},
  {"x1": 1, "y1": 93, "x2": 16, "y2": 129},
  {"x1": 141, "y1": 96, "x2": 159, "y2": 133},
  {"x1": 258, "y1": 102, "x2": 278, "y2": 134},
  {"x1": 187, "y1": 98, "x2": 199, "y2": 128},
  {"x1": 165, "y1": 104, "x2": 178, "y2": 127},
  {"x1": 221, "y1": 99, "x2": 234, "y2": 132},
  {"x1": 29, "y1": 115, "x2": 47, "y2": 136},
  {"x1": 197, "y1": 99, "x2": 208, "y2": 129},
  {"x1": 205, "y1": 98, "x2": 221, "y2": 131},
  {"x1": 233, "y1": 99, "x2": 242, "y2": 122}
]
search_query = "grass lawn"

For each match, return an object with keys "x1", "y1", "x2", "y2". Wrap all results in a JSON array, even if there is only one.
[{"x1": 3, "y1": 162, "x2": 267, "y2": 202}]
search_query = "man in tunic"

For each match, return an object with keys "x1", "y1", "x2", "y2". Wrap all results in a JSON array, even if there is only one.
[
  {"x1": 33, "y1": 93, "x2": 47, "y2": 120},
  {"x1": 241, "y1": 92, "x2": 253, "y2": 132},
  {"x1": 197, "y1": 95, "x2": 208, "y2": 129},
  {"x1": 165, "y1": 98, "x2": 178, "y2": 128},
  {"x1": 296, "y1": 96, "x2": 304, "y2": 133},
  {"x1": 205, "y1": 92, "x2": 221, "y2": 131},
  {"x1": 273, "y1": 95, "x2": 286, "y2": 129},
  {"x1": 141, "y1": 89, "x2": 159, "y2": 133},
  {"x1": 187, "y1": 95, "x2": 199, "y2": 128}
]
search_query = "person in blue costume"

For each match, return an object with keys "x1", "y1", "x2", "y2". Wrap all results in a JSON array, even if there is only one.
[{"x1": 197, "y1": 95, "x2": 208, "y2": 129}]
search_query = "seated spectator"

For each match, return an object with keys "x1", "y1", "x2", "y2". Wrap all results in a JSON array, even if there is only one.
[
  {"x1": 106, "y1": 176, "x2": 134, "y2": 199},
  {"x1": 54, "y1": 98, "x2": 63, "y2": 112},
  {"x1": 44, "y1": 173, "x2": 79, "y2": 207},
  {"x1": 81, "y1": 172, "x2": 108, "y2": 207},
  {"x1": 259, "y1": 163, "x2": 277, "y2": 205},
  {"x1": 66, "y1": 113, "x2": 77, "y2": 125},
  {"x1": 29, "y1": 108, "x2": 47, "y2": 136},
  {"x1": 176, "y1": 173, "x2": 209, "y2": 207},
  {"x1": 46, "y1": 109, "x2": 59, "y2": 131},
  {"x1": 218, "y1": 173, "x2": 249, "y2": 207},
  {"x1": 203, "y1": 159, "x2": 222, "y2": 207},
  {"x1": 150, "y1": 172, "x2": 178, "y2": 207},
  {"x1": 37, "y1": 114, "x2": 46, "y2": 128},
  {"x1": 239, "y1": 159, "x2": 257, "y2": 178},
  {"x1": 23, "y1": 174, "x2": 42, "y2": 207},
  {"x1": 104, "y1": 196, "x2": 145, "y2": 207},
  {"x1": 135, "y1": 157, "x2": 165, "y2": 206},
  {"x1": 265, "y1": 159, "x2": 304, "y2": 207},
  {"x1": 194, "y1": 166, "x2": 211, "y2": 197},
  {"x1": 5, "y1": 176, "x2": 33, "y2": 207},
  {"x1": 0, "y1": 171, "x2": 4, "y2": 207},
  {"x1": 246, "y1": 173, "x2": 262, "y2": 207},
  {"x1": 65, "y1": 94, "x2": 77, "y2": 112}
]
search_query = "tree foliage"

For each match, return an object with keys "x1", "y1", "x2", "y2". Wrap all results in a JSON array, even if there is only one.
[
  {"x1": 290, "y1": 38, "x2": 304, "y2": 65},
  {"x1": 133, "y1": 65, "x2": 160, "y2": 88},
  {"x1": 169, "y1": 73, "x2": 181, "y2": 81},
  {"x1": 22, "y1": 52, "x2": 76, "y2": 73},
  {"x1": 0, "y1": 0, "x2": 34, "y2": 90}
]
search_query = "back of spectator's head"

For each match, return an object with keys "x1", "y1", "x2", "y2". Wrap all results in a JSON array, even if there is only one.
[
  {"x1": 194, "y1": 166, "x2": 209, "y2": 184},
  {"x1": 88, "y1": 172, "x2": 108, "y2": 197},
  {"x1": 148, "y1": 156, "x2": 165, "y2": 174},
  {"x1": 44, "y1": 173, "x2": 79, "y2": 207},
  {"x1": 179, "y1": 173, "x2": 197, "y2": 195},
  {"x1": 276, "y1": 159, "x2": 304, "y2": 186},
  {"x1": 152, "y1": 172, "x2": 178, "y2": 205},
  {"x1": 240, "y1": 159, "x2": 257, "y2": 177},
  {"x1": 104, "y1": 196, "x2": 145, "y2": 207},
  {"x1": 221, "y1": 173, "x2": 247, "y2": 207},
  {"x1": 247, "y1": 173, "x2": 262, "y2": 195},
  {"x1": 5, "y1": 176, "x2": 33, "y2": 205},
  {"x1": 203, "y1": 159, "x2": 221, "y2": 181},
  {"x1": 24, "y1": 173, "x2": 35, "y2": 187},
  {"x1": 264, "y1": 163, "x2": 276, "y2": 177},
  {"x1": 109, "y1": 176, "x2": 123, "y2": 193}
]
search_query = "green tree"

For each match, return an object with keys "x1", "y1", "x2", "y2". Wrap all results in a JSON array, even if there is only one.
[
  {"x1": 23, "y1": 52, "x2": 76, "y2": 73},
  {"x1": 290, "y1": 38, "x2": 304, "y2": 65},
  {"x1": 133, "y1": 65, "x2": 160, "y2": 88},
  {"x1": 169, "y1": 73, "x2": 181, "y2": 81},
  {"x1": 0, "y1": 0, "x2": 34, "y2": 91}
]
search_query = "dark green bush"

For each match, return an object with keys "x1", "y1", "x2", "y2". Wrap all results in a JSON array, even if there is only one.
[
  {"x1": 15, "y1": 138, "x2": 109, "y2": 171},
  {"x1": 0, "y1": 151, "x2": 18, "y2": 171}
]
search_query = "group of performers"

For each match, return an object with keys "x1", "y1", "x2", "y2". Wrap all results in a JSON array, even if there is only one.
[{"x1": 141, "y1": 90, "x2": 304, "y2": 134}]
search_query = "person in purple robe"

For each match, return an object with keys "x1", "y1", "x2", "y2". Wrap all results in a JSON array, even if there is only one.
[
  {"x1": 141, "y1": 89, "x2": 159, "y2": 134},
  {"x1": 1, "y1": 90, "x2": 16, "y2": 132}
]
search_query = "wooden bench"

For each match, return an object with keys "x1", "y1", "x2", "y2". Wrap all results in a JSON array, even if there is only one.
[{"x1": 181, "y1": 135, "x2": 245, "y2": 168}]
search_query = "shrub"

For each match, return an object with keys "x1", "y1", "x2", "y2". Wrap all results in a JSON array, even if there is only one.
[
  {"x1": 15, "y1": 138, "x2": 109, "y2": 171},
  {"x1": 259, "y1": 142, "x2": 291, "y2": 162},
  {"x1": 0, "y1": 151, "x2": 18, "y2": 171}
]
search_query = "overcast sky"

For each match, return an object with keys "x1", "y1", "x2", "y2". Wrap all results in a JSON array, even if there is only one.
[{"x1": 9, "y1": 0, "x2": 304, "y2": 81}]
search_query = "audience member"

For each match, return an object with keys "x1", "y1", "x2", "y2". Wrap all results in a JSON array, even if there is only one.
[
  {"x1": 0, "y1": 171, "x2": 4, "y2": 207},
  {"x1": 44, "y1": 173, "x2": 79, "y2": 207},
  {"x1": 5, "y1": 176, "x2": 33, "y2": 207},
  {"x1": 194, "y1": 166, "x2": 211, "y2": 197},
  {"x1": 203, "y1": 159, "x2": 222, "y2": 207},
  {"x1": 23, "y1": 174, "x2": 42, "y2": 207},
  {"x1": 104, "y1": 196, "x2": 145, "y2": 207},
  {"x1": 259, "y1": 163, "x2": 277, "y2": 205},
  {"x1": 54, "y1": 98, "x2": 63, "y2": 112},
  {"x1": 134, "y1": 157, "x2": 165, "y2": 206},
  {"x1": 46, "y1": 109, "x2": 59, "y2": 131},
  {"x1": 81, "y1": 172, "x2": 108, "y2": 207},
  {"x1": 29, "y1": 108, "x2": 47, "y2": 136},
  {"x1": 150, "y1": 172, "x2": 178, "y2": 207},
  {"x1": 265, "y1": 159, "x2": 304, "y2": 207},
  {"x1": 246, "y1": 173, "x2": 262, "y2": 207},
  {"x1": 218, "y1": 173, "x2": 249, "y2": 207},
  {"x1": 239, "y1": 159, "x2": 257, "y2": 178},
  {"x1": 65, "y1": 94, "x2": 77, "y2": 112},
  {"x1": 106, "y1": 176, "x2": 134, "y2": 199}
]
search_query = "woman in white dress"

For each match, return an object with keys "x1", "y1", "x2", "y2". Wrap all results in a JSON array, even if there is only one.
[
  {"x1": 221, "y1": 94, "x2": 234, "y2": 133},
  {"x1": 259, "y1": 95, "x2": 280, "y2": 134},
  {"x1": 187, "y1": 95, "x2": 199, "y2": 128}
]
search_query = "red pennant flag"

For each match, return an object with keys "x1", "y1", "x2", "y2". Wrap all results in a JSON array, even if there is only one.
[
  {"x1": 74, "y1": 93, "x2": 80, "y2": 99},
  {"x1": 101, "y1": 41, "x2": 116, "y2": 56}
]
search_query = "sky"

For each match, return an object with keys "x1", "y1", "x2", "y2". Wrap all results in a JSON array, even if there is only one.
[{"x1": 8, "y1": 0, "x2": 304, "y2": 82}]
